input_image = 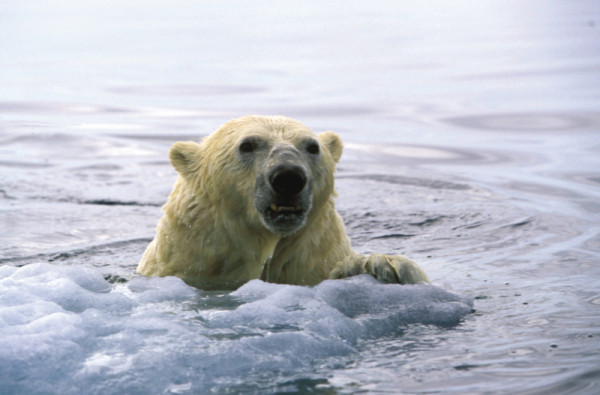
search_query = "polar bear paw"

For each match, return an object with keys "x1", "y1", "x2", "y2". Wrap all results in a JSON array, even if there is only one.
[{"x1": 330, "y1": 254, "x2": 430, "y2": 285}]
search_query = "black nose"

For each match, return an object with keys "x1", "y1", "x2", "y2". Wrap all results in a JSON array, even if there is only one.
[{"x1": 269, "y1": 164, "x2": 307, "y2": 197}]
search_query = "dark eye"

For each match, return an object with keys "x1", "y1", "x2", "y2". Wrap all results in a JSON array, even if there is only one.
[
  {"x1": 306, "y1": 142, "x2": 320, "y2": 155},
  {"x1": 239, "y1": 138, "x2": 257, "y2": 154}
]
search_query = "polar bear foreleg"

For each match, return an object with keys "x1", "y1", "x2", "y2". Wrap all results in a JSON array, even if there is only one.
[{"x1": 329, "y1": 253, "x2": 430, "y2": 285}]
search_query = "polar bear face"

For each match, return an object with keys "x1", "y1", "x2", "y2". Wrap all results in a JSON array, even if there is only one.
[
  {"x1": 168, "y1": 116, "x2": 343, "y2": 237},
  {"x1": 246, "y1": 133, "x2": 316, "y2": 235}
]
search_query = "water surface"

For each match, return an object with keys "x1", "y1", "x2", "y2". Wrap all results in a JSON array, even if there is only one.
[{"x1": 1, "y1": 1, "x2": 600, "y2": 393}]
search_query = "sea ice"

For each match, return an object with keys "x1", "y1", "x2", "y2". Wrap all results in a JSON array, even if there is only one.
[{"x1": 0, "y1": 263, "x2": 472, "y2": 393}]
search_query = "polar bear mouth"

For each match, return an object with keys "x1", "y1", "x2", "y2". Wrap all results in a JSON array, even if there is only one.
[
  {"x1": 269, "y1": 203, "x2": 302, "y2": 213},
  {"x1": 265, "y1": 202, "x2": 306, "y2": 221},
  {"x1": 260, "y1": 200, "x2": 309, "y2": 235}
]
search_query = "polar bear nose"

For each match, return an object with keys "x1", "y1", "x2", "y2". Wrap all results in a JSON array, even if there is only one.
[{"x1": 269, "y1": 164, "x2": 307, "y2": 197}]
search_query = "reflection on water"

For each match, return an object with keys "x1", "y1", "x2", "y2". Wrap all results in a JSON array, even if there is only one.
[{"x1": 1, "y1": 0, "x2": 600, "y2": 393}]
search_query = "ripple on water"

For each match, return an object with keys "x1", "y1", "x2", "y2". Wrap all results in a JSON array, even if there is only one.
[
  {"x1": 0, "y1": 100, "x2": 136, "y2": 116},
  {"x1": 441, "y1": 112, "x2": 600, "y2": 132},
  {"x1": 108, "y1": 83, "x2": 268, "y2": 96},
  {"x1": 338, "y1": 173, "x2": 470, "y2": 191}
]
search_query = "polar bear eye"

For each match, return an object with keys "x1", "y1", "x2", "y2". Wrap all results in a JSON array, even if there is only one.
[
  {"x1": 306, "y1": 141, "x2": 320, "y2": 155},
  {"x1": 239, "y1": 138, "x2": 258, "y2": 154}
]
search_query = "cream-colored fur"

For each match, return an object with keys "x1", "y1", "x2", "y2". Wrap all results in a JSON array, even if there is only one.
[{"x1": 137, "y1": 115, "x2": 429, "y2": 290}]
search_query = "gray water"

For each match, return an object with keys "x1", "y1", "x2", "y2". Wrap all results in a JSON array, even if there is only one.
[{"x1": 1, "y1": 1, "x2": 600, "y2": 393}]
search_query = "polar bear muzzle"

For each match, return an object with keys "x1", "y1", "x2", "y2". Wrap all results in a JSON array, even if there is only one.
[{"x1": 254, "y1": 144, "x2": 313, "y2": 236}]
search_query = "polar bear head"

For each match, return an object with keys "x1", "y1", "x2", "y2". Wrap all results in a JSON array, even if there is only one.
[{"x1": 168, "y1": 115, "x2": 343, "y2": 237}]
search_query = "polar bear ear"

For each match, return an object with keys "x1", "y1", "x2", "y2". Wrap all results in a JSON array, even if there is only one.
[
  {"x1": 317, "y1": 131, "x2": 343, "y2": 163},
  {"x1": 169, "y1": 141, "x2": 202, "y2": 177}
]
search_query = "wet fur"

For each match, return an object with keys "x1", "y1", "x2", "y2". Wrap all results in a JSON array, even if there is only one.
[{"x1": 137, "y1": 115, "x2": 429, "y2": 289}]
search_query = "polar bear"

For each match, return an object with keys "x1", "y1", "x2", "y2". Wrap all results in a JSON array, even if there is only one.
[{"x1": 137, "y1": 115, "x2": 429, "y2": 290}]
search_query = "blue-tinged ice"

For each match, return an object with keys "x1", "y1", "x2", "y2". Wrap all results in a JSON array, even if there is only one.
[{"x1": 0, "y1": 263, "x2": 472, "y2": 393}]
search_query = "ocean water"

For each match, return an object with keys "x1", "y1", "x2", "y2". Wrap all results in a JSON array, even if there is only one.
[{"x1": 1, "y1": 0, "x2": 600, "y2": 393}]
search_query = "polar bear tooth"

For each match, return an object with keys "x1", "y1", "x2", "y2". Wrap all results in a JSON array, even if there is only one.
[{"x1": 270, "y1": 204, "x2": 300, "y2": 213}]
